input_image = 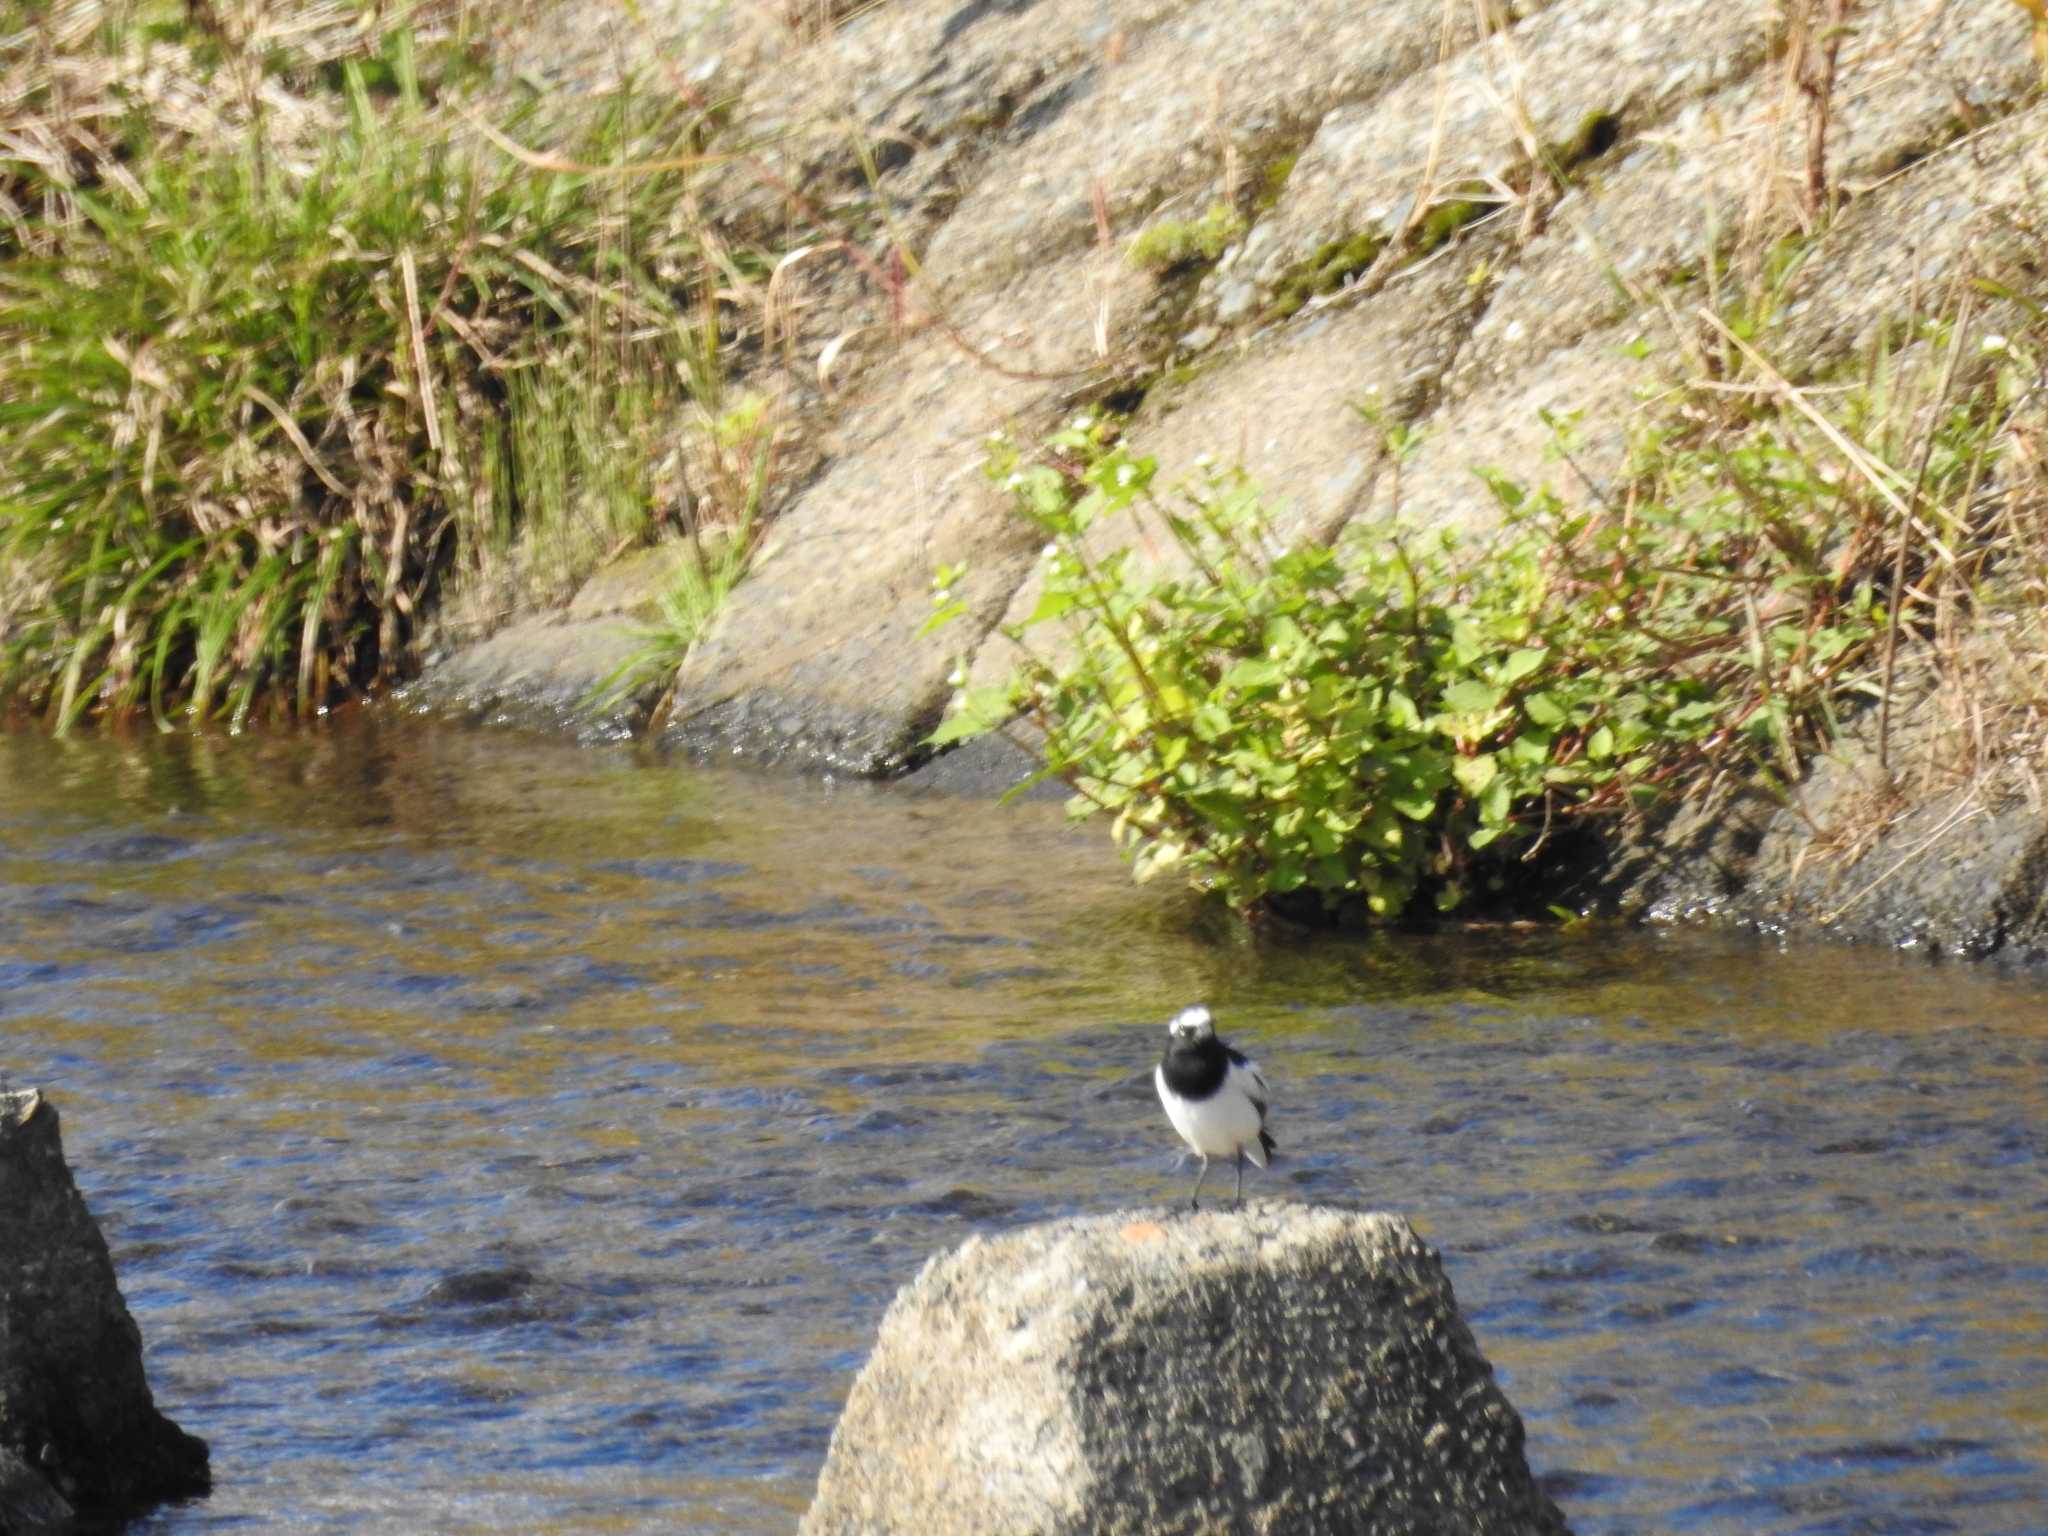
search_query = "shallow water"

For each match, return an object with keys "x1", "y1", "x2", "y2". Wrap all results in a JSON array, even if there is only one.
[{"x1": 2, "y1": 716, "x2": 2045, "y2": 1533}]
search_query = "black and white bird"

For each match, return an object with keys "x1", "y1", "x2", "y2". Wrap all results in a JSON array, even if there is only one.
[{"x1": 1154, "y1": 1004, "x2": 1275, "y2": 1208}]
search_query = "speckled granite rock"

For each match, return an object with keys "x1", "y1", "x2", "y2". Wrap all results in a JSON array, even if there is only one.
[
  {"x1": 0, "y1": 1090, "x2": 210, "y2": 1526},
  {"x1": 801, "y1": 1204, "x2": 1569, "y2": 1536}
]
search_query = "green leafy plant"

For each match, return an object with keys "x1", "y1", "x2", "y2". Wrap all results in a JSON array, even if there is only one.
[
  {"x1": 933, "y1": 315, "x2": 2025, "y2": 920},
  {"x1": 937, "y1": 424, "x2": 1707, "y2": 916}
]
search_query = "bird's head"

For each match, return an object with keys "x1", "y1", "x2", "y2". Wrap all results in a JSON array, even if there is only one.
[{"x1": 1167, "y1": 1005, "x2": 1216, "y2": 1044}]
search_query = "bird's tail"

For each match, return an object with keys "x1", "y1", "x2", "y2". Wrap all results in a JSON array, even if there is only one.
[{"x1": 1248, "y1": 1129, "x2": 1276, "y2": 1167}]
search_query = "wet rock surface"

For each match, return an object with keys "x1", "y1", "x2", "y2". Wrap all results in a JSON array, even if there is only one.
[
  {"x1": 0, "y1": 1090, "x2": 210, "y2": 1525},
  {"x1": 801, "y1": 1203, "x2": 1569, "y2": 1535},
  {"x1": 398, "y1": 543, "x2": 695, "y2": 742},
  {"x1": 1603, "y1": 685, "x2": 2048, "y2": 962}
]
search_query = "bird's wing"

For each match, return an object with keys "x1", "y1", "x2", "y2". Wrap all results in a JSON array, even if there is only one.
[{"x1": 1226, "y1": 1048, "x2": 1270, "y2": 1121}]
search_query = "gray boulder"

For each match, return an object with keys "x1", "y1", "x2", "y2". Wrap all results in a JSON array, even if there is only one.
[
  {"x1": 802, "y1": 1203, "x2": 1568, "y2": 1535},
  {"x1": 0, "y1": 1089, "x2": 210, "y2": 1528}
]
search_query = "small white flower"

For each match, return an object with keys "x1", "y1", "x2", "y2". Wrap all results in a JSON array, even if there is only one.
[
  {"x1": 1115, "y1": 464, "x2": 1137, "y2": 486},
  {"x1": 1981, "y1": 334, "x2": 2009, "y2": 354},
  {"x1": 1005, "y1": 472, "x2": 1024, "y2": 490},
  {"x1": 935, "y1": 588, "x2": 952, "y2": 604},
  {"x1": 1071, "y1": 414, "x2": 1095, "y2": 431},
  {"x1": 1042, "y1": 542, "x2": 1059, "y2": 559},
  {"x1": 947, "y1": 666, "x2": 966, "y2": 687}
]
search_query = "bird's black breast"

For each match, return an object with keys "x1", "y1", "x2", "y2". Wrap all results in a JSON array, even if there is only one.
[{"x1": 1161, "y1": 1038, "x2": 1227, "y2": 1100}]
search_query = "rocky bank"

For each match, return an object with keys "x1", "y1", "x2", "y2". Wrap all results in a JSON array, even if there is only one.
[{"x1": 417, "y1": 0, "x2": 2048, "y2": 957}]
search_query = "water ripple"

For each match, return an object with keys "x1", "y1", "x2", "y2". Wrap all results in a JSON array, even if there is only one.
[{"x1": 1, "y1": 720, "x2": 2044, "y2": 1536}]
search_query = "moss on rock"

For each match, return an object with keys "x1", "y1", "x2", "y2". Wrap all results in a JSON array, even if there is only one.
[{"x1": 1268, "y1": 229, "x2": 1386, "y2": 319}]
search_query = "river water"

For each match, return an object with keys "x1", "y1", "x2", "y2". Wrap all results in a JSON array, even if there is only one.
[{"x1": 2, "y1": 716, "x2": 2044, "y2": 1533}]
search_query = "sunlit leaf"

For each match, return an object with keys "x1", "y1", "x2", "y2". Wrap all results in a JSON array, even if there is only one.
[
  {"x1": 1480, "y1": 778, "x2": 1512, "y2": 826},
  {"x1": 1441, "y1": 678, "x2": 1501, "y2": 713},
  {"x1": 1452, "y1": 754, "x2": 1499, "y2": 797}
]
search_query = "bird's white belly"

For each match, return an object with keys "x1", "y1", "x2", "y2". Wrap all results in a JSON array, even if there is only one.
[{"x1": 1155, "y1": 1064, "x2": 1265, "y2": 1160}]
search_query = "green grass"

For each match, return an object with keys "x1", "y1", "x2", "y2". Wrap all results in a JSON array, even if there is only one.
[
  {"x1": 0, "y1": 19, "x2": 740, "y2": 731},
  {"x1": 591, "y1": 520, "x2": 759, "y2": 723}
]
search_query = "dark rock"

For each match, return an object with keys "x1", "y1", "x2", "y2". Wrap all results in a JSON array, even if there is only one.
[
  {"x1": 0, "y1": 1090, "x2": 210, "y2": 1523},
  {"x1": 801, "y1": 1203, "x2": 1569, "y2": 1534},
  {"x1": 422, "y1": 1264, "x2": 539, "y2": 1308},
  {"x1": 0, "y1": 1444, "x2": 72, "y2": 1536},
  {"x1": 1602, "y1": 674, "x2": 2048, "y2": 964},
  {"x1": 901, "y1": 731, "x2": 1065, "y2": 799}
]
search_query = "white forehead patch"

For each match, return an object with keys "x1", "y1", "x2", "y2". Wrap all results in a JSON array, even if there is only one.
[{"x1": 1168, "y1": 1004, "x2": 1213, "y2": 1036}]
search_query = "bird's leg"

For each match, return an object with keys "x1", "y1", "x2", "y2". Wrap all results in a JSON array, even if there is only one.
[
  {"x1": 1190, "y1": 1154, "x2": 1210, "y2": 1210},
  {"x1": 1234, "y1": 1147, "x2": 1244, "y2": 1205}
]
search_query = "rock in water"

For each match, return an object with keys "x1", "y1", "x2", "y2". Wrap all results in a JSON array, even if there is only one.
[
  {"x1": 0, "y1": 1089, "x2": 210, "y2": 1524},
  {"x1": 802, "y1": 1204, "x2": 1568, "y2": 1535},
  {"x1": 0, "y1": 1444, "x2": 75, "y2": 1535}
]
